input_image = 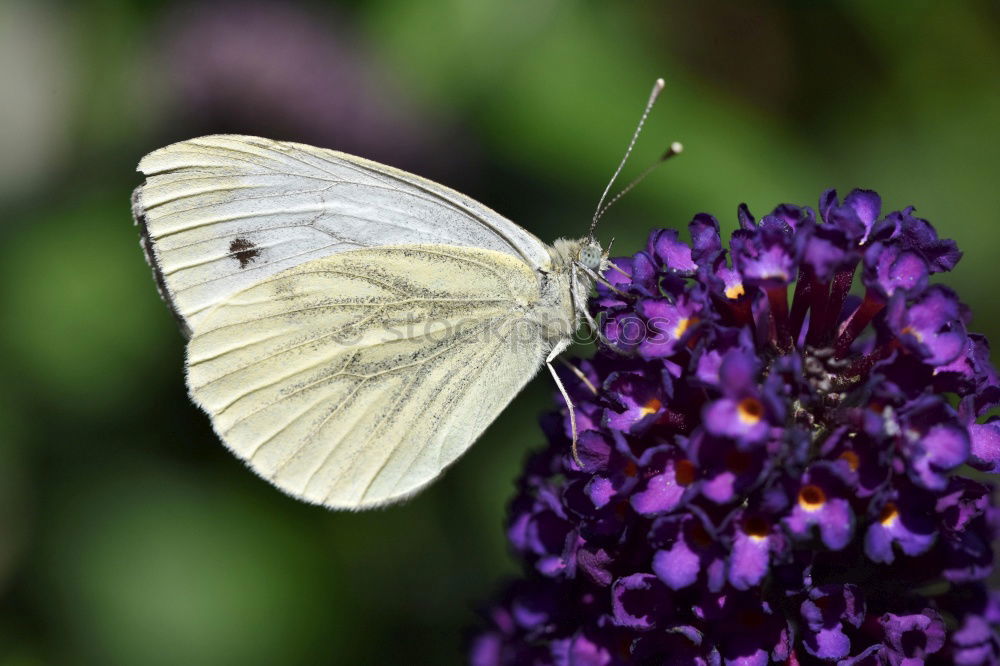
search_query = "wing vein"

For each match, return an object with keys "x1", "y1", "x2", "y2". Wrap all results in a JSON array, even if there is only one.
[
  {"x1": 146, "y1": 184, "x2": 337, "y2": 218},
  {"x1": 248, "y1": 363, "x2": 364, "y2": 462},
  {"x1": 363, "y1": 325, "x2": 505, "y2": 501},
  {"x1": 310, "y1": 370, "x2": 423, "y2": 498}
]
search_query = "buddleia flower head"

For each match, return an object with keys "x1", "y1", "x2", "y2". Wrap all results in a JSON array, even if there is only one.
[{"x1": 471, "y1": 189, "x2": 1000, "y2": 665}]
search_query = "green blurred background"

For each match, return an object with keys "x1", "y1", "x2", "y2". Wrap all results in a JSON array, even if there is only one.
[{"x1": 1, "y1": 1, "x2": 998, "y2": 664}]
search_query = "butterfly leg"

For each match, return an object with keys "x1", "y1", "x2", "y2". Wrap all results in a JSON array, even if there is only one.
[
  {"x1": 557, "y1": 357, "x2": 598, "y2": 395},
  {"x1": 606, "y1": 259, "x2": 633, "y2": 279},
  {"x1": 578, "y1": 262, "x2": 632, "y2": 298},
  {"x1": 571, "y1": 263, "x2": 629, "y2": 355},
  {"x1": 545, "y1": 339, "x2": 584, "y2": 469},
  {"x1": 570, "y1": 263, "x2": 602, "y2": 342}
]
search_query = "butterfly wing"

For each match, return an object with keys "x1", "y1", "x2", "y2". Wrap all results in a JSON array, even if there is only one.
[
  {"x1": 132, "y1": 134, "x2": 553, "y2": 335},
  {"x1": 186, "y1": 244, "x2": 551, "y2": 509}
]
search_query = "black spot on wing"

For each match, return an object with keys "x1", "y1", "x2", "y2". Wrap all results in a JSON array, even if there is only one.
[{"x1": 229, "y1": 237, "x2": 261, "y2": 269}]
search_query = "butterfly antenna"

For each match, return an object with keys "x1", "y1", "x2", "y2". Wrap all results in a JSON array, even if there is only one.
[
  {"x1": 588, "y1": 77, "x2": 666, "y2": 240},
  {"x1": 595, "y1": 141, "x2": 683, "y2": 221}
]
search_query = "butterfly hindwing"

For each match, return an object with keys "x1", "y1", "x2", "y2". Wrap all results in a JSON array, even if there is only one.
[{"x1": 186, "y1": 244, "x2": 549, "y2": 508}]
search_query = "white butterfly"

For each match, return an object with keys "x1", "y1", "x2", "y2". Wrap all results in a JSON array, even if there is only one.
[{"x1": 133, "y1": 79, "x2": 675, "y2": 509}]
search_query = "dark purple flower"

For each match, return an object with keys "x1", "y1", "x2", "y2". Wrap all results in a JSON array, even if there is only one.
[
  {"x1": 969, "y1": 419, "x2": 1000, "y2": 473},
  {"x1": 895, "y1": 396, "x2": 970, "y2": 491},
  {"x1": 862, "y1": 243, "x2": 929, "y2": 301},
  {"x1": 689, "y1": 213, "x2": 723, "y2": 264},
  {"x1": 689, "y1": 431, "x2": 769, "y2": 505},
  {"x1": 472, "y1": 189, "x2": 1000, "y2": 665},
  {"x1": 628, "y1": 446, "x2": 698, "y2": 517},
  {"x1": 731, "y1": 215, "x2": 798, "y2": 288},
  {"x1": 821, "y1": 188, "x2": 879, "y2": 242},
  {"x1": 945, "y1": 586, "x2": 1000, "y2": 665},
  {"x1": 558, "y1": 629, "x2": 628, "y2": 666},
  {"x1": 783, "y1": 464, "x2": 856, "y2": 550},
  {"x1": 886, "y1": 285, "x2": 969, "y2": 368},
  {"x1": 635, "y1": 294, "x2": 703, "y2": 359},
  {"x1": 506, "y1": 483, "x2": 577, "y2": 578},
  {"x1": 611, "y1": 573, "x2": 675, "y2": 630},
  {"x1": 863, "y1": 483, "x2": 937, "y2": 564},
  {"x1": 937, "y1": 477, "x2": 991, "y2": 533},
  {"x1": 938, "y1": 511, "x2": 997, "y2": 583},
  {"x1": 801, "y1": 223, "x2": 854, "y2": 282},
  {"x1": 699, "y1": 593, "x2": 790, "y2": 665},
  {"x1": 952, "y1": 613, "x2": 1000, "y2": 665},
  {"x1": 649, "y1": 229, "x2": 697, "y2": 274},
  {"x1": 726, "y1": 510, "x2": 786, "y2": 591},
  {"x1": 701, "y1": 349, "x2": 777, "y2": 443},
  {"x1": 880, "y1": 610, "x2": 946, "y2": 664},
  {"x1": 602, "y1": 371, "x2": 670, "y2": 435},
  {"x1": 769, "y1": 202, "x2": 816, "y2": 230},
  {"x1": 650, "y1": 513, "x2": 726, "y2": 592},
  {"x1": 870, "y1": 206, "x2": 962, "y2": 273},
  {"x1": 602, "y1": 310, "x2": 648, "y2": 354},
  {"x1": 820, "y1": 427, "x2": 889, "y2": 498},
  {"x1": 943, "y1": 335, "x2": 1000, "y2": 414},
  {"x1": 799, "y1": 584, "x2": 866, "y2": 660}
]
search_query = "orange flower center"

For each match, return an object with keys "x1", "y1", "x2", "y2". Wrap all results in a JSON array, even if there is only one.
[
  {"x1": 674, "y1": 459, "x2": 697, "y2": 486},
  {"x1": 839, "y1": 450, "x2": 860, "y2": 472},
  {"x1": 673, "y1": 317, "x2": 694, "y2": 339},
  {"x1": 737, "y1": 397, "x2": 764, "y2": 425},
  {"x1": 638, "y1": 397, "x2": 662, "y2": 417},
  {"x1": 798, "y1": 484, "x2": 826, "y2": 511},
  {"x1": 743, "y1": 516, "x2": 770, "y2": 540},
  {"x1": 879, "y1": 502, "x2": 899, "y2": 526}
]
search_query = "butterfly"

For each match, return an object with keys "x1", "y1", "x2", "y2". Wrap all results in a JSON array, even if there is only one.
[{"x1": 132, "y1": 79, "x2": 677, "y2": 509}]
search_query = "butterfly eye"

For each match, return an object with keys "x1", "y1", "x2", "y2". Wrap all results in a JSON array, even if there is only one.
[{"x1": 579, "y1": 244, "x2": 602, "y2": 270}]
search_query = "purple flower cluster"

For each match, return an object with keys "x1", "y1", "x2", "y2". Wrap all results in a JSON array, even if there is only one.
[{"x1": 471, "y1": 190, "x2": 1000, "y2": 664}]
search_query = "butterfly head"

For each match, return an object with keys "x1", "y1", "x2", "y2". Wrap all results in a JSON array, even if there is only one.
[{"x1": 578, "y1": 241, "x2": 604, "y2": 271}]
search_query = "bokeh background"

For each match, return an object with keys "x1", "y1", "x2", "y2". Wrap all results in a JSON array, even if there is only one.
[{"x1": 1, "y1": 1, "x2": 999, "y2": 664}]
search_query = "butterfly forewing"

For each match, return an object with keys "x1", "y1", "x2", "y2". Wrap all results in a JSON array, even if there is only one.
[
  {"x1": 133, "y1": 134, "x2": 552, "y2": 334},
  {"x1": 186, "y1": 244, "x2": 550, "y2": 508}
]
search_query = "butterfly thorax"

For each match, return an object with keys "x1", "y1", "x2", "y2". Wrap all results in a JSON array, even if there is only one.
[
  {"x1": 535, "y1": 237, "x2": 601, "y2": 343},
  {"x1": 548, "y1": 237, "x2": 587, "y2": 268}
]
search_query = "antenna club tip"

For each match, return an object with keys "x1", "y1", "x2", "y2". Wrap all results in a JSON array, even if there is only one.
[
  {"x1": 671, "y1": 141, "x2": 684, "y2": 154},
  {"x1": 654, "y1": 77, "x2": 666, "y2": 88}
]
